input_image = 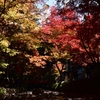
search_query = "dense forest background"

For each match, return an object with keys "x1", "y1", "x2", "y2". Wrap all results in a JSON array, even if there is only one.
[{"x1": 0, "y1": 0, "x2": 100, "y2": 96}]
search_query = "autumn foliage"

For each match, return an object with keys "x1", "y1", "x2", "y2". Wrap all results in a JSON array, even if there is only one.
[
  {"x1": 41, "y1": 1, "x2": 100, "y2": 66},
  {"x1": 0, "y1": 0, "x2": 100, "y2": 89}
]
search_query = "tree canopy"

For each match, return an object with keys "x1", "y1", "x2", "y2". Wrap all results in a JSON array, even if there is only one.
[
  {"x1": 41, "y1": 0, "x2": 100, "y2": 66},
  {"x1": 0, "y1": 0, "x2": 42, "y2": 69},
  {"x1": 0, "y1": 0, "x2": 100, "y2": 89}
]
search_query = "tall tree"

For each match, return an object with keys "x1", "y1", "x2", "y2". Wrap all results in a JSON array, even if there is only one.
[
  {"x1": 41, "y1": 6, "x2": 78, "y2": 85},
  {"x1": 41, "y1": 0, "x2": 100, "y2": 67},
  {"x1": 55, "y1": 0, "x2": 100, "y2": 66},
  {"x1": 0, "y1": 0, "x2": 42, "y2": 86}
]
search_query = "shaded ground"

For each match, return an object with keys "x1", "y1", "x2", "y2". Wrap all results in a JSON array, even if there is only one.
[
  {"x1": 58, "y1": 77, "x2": 100, "y2": 94},
  {"x1": 1, "y1": 75, "x2": 100, "y2": 100},
  {"x1": 2, "y1": 88, "x2": 100, "y2": 100}
]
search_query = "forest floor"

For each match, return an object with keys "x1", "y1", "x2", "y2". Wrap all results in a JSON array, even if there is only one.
[
  {"x1": 1, "y1": 76, "x2": 100, "y2": 100},
  {"x1": 2, "y1": 88, "x2": 100, "y2": 100}
]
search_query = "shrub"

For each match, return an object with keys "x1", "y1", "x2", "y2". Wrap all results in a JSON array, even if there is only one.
[{"x1": 0, "y1": 87, "x2": 6, "y2": 99}]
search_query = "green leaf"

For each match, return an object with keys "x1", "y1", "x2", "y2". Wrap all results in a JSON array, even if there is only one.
[
  {"x1": 0, "y1": 62, "x2": 9, "y2": 68},
  {"x1": 9, "y1": 49, "x2": 20, "y2": 56}
]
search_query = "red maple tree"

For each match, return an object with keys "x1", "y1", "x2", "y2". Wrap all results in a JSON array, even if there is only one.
[{"x1": 41, "y1": 1, "x2": 100, "y2": 67}]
